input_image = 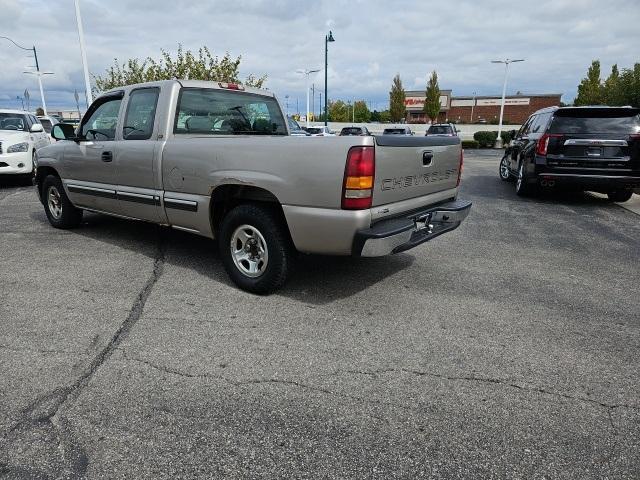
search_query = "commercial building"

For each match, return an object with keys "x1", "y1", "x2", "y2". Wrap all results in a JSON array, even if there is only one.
[{"x1": 403, "y1": 90, "x2": 562, "y2": 124}]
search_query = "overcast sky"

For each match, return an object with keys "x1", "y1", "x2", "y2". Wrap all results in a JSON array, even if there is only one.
[{"x1": 1, "y1": 0, "x2": 638, "y2": 112}]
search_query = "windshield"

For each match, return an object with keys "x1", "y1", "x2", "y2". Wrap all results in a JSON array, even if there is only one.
[
  {"x1": 175, "y1": 88, "x2": 287, "y2": 136},
  {"x1": 0, "y1": 113, "x2": 28, "y2": 131},
  {"x1": 341, "y1": 128, "x2": 361, "y2": 135},
  {"x1": 287, "y1": 116, "x2": 302, "y2": 131},
  {"x1": 307, "y1": 128, "x2": 322, "y2": 134},
  {"x1": 548, "y1": 109, "x2": 640, "y2": 134}
]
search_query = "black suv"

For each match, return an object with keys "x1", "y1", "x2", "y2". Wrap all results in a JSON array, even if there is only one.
[{"x1": 499, "y1": 106, "x2": 640, "y2": 201}]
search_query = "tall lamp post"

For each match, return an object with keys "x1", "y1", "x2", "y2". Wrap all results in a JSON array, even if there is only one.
[
  {"x1": 74, "y1": 0, "x2": 93, "y2": 107},
  {"x1": 297, "y1": 68, "x2": 320, "y2": 128},
  {"x1": 324, "y1": 30, "x2": 335, "y2": 127},
  {"x1": 491, "y1": 58, "x2": 524, "y2": 148},
  {"x1": 0, "y1": 36, "x2": 51, "y2": 115},
  {"x1": 470, "y1": 91, "x2": 476, "y2": 123}
]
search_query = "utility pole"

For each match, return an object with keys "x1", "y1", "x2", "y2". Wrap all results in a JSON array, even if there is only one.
[
  {"x1": 311, "y1": 84, "x2": 315, "y2": 121},
  {"x1": 284, "y1": 95, "x2": 289, "y2": 117},
  {"x1": 1, "y1": 36, "x2": 52, "y2": 115},
  {"x1": 319, "y1": 93, "x2": 322, "y2": 121}
]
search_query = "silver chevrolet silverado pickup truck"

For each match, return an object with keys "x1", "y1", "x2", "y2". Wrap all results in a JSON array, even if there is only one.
[{"x1": 34, "y1": 80, "x2": 471, "y2": 293}]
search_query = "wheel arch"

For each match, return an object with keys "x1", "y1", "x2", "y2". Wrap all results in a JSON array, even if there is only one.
[{"x1": 209, "y1": 184, "x2": 290, "y2": 238}]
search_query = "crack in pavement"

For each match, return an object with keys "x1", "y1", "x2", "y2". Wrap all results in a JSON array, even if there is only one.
[
  {"x1": 0, "y1": 344, "x2": 83, "y2": 356},
  {"x1": 0, "y1": 229, "x2": 166, "y2": 478}
]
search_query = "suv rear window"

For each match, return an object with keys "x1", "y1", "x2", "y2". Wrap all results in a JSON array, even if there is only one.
[
  {"x1": 341, "y1": 127, "x2": 361, "y2": 135},
  {"x1": 427, "y1": 125, "x2": 453, "y2": 135},
  {"x1": 175, "y1": 88, "x2": 287, "y2": 136},
  {"x1": 548, "y1": 109, "x2": 640, "y2": 134}
]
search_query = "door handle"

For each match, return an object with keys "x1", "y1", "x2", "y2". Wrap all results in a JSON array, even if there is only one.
[
  {"x1": 422, "y1": 151, "x2": 433, "y2": 166},
  {"x1": 101, "y1": 151, "x2": 113, "y2": 162}
]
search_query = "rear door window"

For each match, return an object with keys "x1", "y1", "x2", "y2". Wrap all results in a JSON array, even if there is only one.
[
  {"x1": 123, "y1": 88, "x2": 160, "y2": 140},
  {"x1": 174, "y1": 88, "x2": 287, "y2": 135}
]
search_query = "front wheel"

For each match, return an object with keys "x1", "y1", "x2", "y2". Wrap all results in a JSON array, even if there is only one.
[
  {"x1": 499, "y1": 155, "x2": 513, "y2": 182},
  {"x1": 42, "y1": 175, "x2": 83, "y2": 229},
  {"x1": 607, "y1": 190, "x2": 633, "y2": 202},
  {"x1": 218, "y1": 204, "x2": 294, "y2": 294}
]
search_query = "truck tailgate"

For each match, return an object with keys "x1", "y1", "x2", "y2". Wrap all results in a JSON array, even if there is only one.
[{"x1": 372, "y1": 136, "x2": 461, "y2": 206}]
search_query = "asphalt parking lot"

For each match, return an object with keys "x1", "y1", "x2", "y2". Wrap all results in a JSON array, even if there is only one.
[{"x1": 1, "y1": 150, "x2": 639, "y2": 479}]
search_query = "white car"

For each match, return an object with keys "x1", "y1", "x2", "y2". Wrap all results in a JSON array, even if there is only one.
[
  {"x1": 305, "y1": 126, "x2": 336, "y2": 136},
  {"x1": 0, "y1": 110, "x2": 49, "y2": 175}
]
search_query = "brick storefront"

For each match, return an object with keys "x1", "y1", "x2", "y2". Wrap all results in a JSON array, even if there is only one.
[{"x1": 403, "y1": 91, "x2": 562, "y2": 124}]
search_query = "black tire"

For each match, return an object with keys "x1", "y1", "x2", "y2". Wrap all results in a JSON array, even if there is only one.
[
  {"x1": 42, "y1": 174, "x2": 83, "y2": 229},
  {"x1": 607, "y1": 190, "x2": 633, "y2": 203},
  {"x1": 218, "y1": 203, "x2": 294, "y2": 294},
  {"x1": 515, "y1": 160, "x2": 536, "y2": 197},
  {"x1": 499, "y1": 155, "x2": 513, "y2": 182}
]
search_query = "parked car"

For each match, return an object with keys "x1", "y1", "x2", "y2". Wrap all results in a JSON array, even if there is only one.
[
  {"x1": 37, "y1": 115, "x2": 60, "y2": 134},
  {"x1": 35, "y1": 80, "x2": 471, "y2": 293},
  {"x1": 0, "y1": 109, "x2": 49, "y2": 175},
  {"x1": 426, "y1": 123, "x2": 458, "y2": 137},
  {"x1": 287, "y1": 116, "x2": 310, "y2": 136},
  {"x1": 382, "y1": 126, "x2": 414, "y2": 136},
  {"x1": 305, "y1": 126, "x2": 335, "y2": 136},
  {"x1": 499, "y1": 106, "x2": 640, "y2": 201},
  {"x1": 340, "y1": 126, "x2": 371, "y2": 136}
]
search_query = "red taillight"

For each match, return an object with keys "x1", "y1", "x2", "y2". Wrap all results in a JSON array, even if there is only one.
[
  {"x1": 342, "y1": 146, "x2": 375, "y2": 210},
  {"x1": 218, "y1": 82, "x2": 244, "y2": 90},
  {"x1": 536, "y1": 134, "x2": 563, "y2": 156},
  {"x1": 456, "y1": 148, "x2": 464, "y2": 187}
]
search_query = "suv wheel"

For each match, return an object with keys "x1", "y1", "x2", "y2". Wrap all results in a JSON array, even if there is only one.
[
  {"x1": 219, "y1": 204, "x2": 294, "y2": 294},
  {"x1": 515, "y1": 160, "x2": 535, "y2": 197},
  {"x1": 499, "y1": 155, "x2": 513, "y2": 182},
  {"x1": 42, "y1": 175, "x2": 83, "y2": 229},
  {"x1": 607, "y1": 190, "x2": 633, "y2": 203}
]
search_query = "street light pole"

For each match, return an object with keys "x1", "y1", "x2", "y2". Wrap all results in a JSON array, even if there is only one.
[
  {"x1": 324, "y1": 30, "x2": 335, "y2": 127},
  {"x1": 297, "y1": 68, "x2": 320, "y2": 128},
  {"x1": 491, "y1": 58, "x2": 524, "y2": 148},
  {"x1": 470, "y1": 91, "x2": 476, "y2": 123},
  {"x1": 74, "y1": 0, "x2": 93, "y2": 107}
]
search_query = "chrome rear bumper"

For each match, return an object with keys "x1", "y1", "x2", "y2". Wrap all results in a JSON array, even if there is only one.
[{"x1": 353, "y1": 199, "x2": 472, "y2": 257}]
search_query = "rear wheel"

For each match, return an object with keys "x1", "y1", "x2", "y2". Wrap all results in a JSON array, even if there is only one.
[
  {"x1": 42, "y1": 175, "x2": 83, "y2": 228},
  {"x1": 218, "y1": 203, "x2": 294, "y2": 294},
  {"x1": 515, "y1": 160, "x2": 535, "y2": 197},
  {"x1": 499, "y1": 155, "x2": 513, "y2": 182},
  {"x1": 607, "y1": 190, "x2": 633, "y2": 202}
]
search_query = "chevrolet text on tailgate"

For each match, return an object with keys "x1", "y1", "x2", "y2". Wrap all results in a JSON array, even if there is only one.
[{"x1": 34, "y1": 80, "x2": 471, "y2": 293}]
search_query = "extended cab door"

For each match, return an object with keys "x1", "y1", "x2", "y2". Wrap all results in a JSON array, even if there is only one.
[
  {"x1": 112, "y1": 87, "x2": 162, "y2": 222},
  {"x1": 63, "y1": 93, "x2": 123, "y2": 212}
]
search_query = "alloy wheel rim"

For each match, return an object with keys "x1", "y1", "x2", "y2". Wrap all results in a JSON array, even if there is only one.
[
  {"x1": 47, "y1": 186, "x2": 63, "y2": 219},
  {"x1": 500, "y1": 157, "x2": 510, "y2": 179},
  {"x1": 516, "y1": 163, "x2": 523, "y2": 191},
  {"x1": 230, "y1": 224, "x2": 269, "y2": 278}
]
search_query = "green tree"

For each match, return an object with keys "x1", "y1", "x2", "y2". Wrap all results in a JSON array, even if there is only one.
[
  {"x1": 389, "y1": 74, "x2": 406, "y2": 122},
  {"x1": 353, "y1": 100, "x2": 371, "y2": 122},
  {"x1": 94, "y1": 45, "x2": 266, "y2": 93},
  {"x1": 618, "y1": 63, "x2": 640, "y2": 107},
  {"x1": 328, "y1": 100, "x2": 349, "y2": 122},
  {"x1": 603, "y1": 64, "x2": 623, "y2": 105},
  {"x1": 574, "y1": 60, "x2": 603, "y2": 106},
  {"x1": 379, "y1": 110, "x2": 392, "y2": 123},
  {"x1": 423, "y1": 71, "x2": 441, "y2": 124}
]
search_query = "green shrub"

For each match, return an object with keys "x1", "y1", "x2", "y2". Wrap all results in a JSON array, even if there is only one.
[
  {"x1": 462, "y1": 140, "x2": 479, "y2": 149},
  {"x1": 500, "y1": 130, "x2": 515, "y2": 145},
  {"x1": 473, "y1": 131, "x2": 498, "y2": 148}
]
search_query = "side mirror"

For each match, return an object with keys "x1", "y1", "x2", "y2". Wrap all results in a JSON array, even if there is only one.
[
  {"x1": 51, "y1": 123, "x2": 77, "y2": 141},
  {"x1": 30, "y1": 124, "x2": 44, "y2": 133},
  {"x1": 510, "y1": 129, "x2": 517, "y2": 138}
]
